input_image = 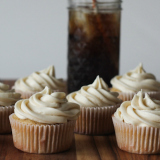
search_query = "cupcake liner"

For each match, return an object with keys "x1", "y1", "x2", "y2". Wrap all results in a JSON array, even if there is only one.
[
  {"x1": 74, "y1": 103, "x2": 121, "y2": 135},
  {"x1": 52, "y1": 87, "x2": 67, "y2": 94},
  {"x1": 0, "y1": 105, "x2": 14, "y2": 133},
  {"x1": 15, "y1": 89, "x2": 35, "y2": 99},
  {"x1": 112, "y1": 116, "x2": 160, "y2": 154},
  {"x1": 118, "y1": 91, "x2": 160, "y2": 101},
  {"x1": 147, "y1": 91, "x2": 160, "y2": 100},
  {"x1": 9, "y1": 114, "x2": 76, "y2": 154}
]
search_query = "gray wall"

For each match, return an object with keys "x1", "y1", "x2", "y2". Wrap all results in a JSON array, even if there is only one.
[{"x1": 0, "y1": 0, "x2": 160, "y2": 80}]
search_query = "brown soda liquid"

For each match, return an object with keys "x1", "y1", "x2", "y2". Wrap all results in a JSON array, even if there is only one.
[{"x1": 67, "y1": 8, "x2": 120, "y2": 93}]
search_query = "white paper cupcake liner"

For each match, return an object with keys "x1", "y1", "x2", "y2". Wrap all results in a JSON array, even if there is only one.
[
  {"x1": 15, "y1": 89, "x2": 35, "y2": 99},
  {"x1": 74, "y1": 103, "x2": 121, "y2": 135},
  {"x1": 9, "y1": 114, "x2": 76, "y2": 154},
  {"x1": 112, "y1": 116, "x2": 160, "y2": 154},
  {"x1": 0, "y1": 105, "x2": 14, "y2": 133},
  {"x1": 118, "y1": 91, "x2": 160, "y2": 101}
]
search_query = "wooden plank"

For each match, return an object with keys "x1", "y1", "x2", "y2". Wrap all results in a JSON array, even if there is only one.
[
  {"x1": 94, "y1": 134, "x2": 160, "y2": 160},
  {"x1": 75, "y1": 134, "x2": 100, "y2": 160},
  {"x1": 94, "y1": 135, "x2": 117, "y2": 160}
]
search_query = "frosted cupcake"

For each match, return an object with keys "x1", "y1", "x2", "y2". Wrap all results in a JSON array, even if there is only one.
[
  {"x1": 67, "y1": 76, "x2": 122, "y2": 135},
  {"x1": 0, "y1": 83, "x2": 21, "y2": 133},
  {"x1": 9, "y1": 86, "x2": 80, "y2": 154},
  {"x1": 110, "y1": 63, "x2": 160, "y2": 101},
  {"x1": 112, "y1": 90, "x2": 160, "y2": 154},
  {"x1": 14, "y1": 65, "x2": 66, "y2": 99}
]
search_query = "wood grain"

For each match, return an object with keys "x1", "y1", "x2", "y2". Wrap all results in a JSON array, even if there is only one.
[
  {"x1": 75, "y1": 134, "x2": 100, "y2": 160},
  {"x1": 0, "y1": 80, "x2": 159, "y2": 160},
  {"x1": 94, "y1": 135, "x2": 160, "y2": 160}
]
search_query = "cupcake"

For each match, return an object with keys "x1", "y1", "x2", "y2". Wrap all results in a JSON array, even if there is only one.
[
  {"x1": 67, "y1": 75, "x2": 122, "y2": 135},
  {"x1": 112, "y1": 90, "x2": 160, "y2": 154},
  {"x1": 14, "y1": 65, "x2": 66, "y2": 99},
  {"x1": 0, "y1": 82, "x2": 21, "y2": 133},
  {"x1": 9, "y1": 86, "x2": 80, "y2": 154},
  {"x1": 110, "y1": 63, "x2": 160, "y2": 101}
]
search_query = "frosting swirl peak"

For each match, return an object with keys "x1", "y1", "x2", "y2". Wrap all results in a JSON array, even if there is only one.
[
  {"x1": 111, "y1": 63, "x2": 160, "y2": 92},
  {"x1": 14, "y1": 66, "x2": 65, "y2": 92},
  {"x1": 114, "y1": 90, "x2": 160, "y2": 127},
  {"x1": 89, "y1": 75, "x2": 109, "y2": 90},
  {"x1": 15, "y1": 87, "x2": 80, "y2": 124},
  {"x1": 67, "y1": 76, "x2": 121, "y2": 107}
]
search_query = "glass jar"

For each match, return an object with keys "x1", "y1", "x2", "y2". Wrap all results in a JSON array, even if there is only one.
[{"x1": 67, "y1": 0, "x2": 122, "y2": 93}]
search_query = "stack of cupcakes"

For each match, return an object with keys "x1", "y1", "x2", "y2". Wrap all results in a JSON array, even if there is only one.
[{"x1": 3, "y1": 62, "x2": 160, "y2": 155}]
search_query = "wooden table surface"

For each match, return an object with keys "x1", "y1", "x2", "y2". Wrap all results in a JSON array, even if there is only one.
[{"x1": 0, "y1": 80, "x2": 160, "y2": 160}]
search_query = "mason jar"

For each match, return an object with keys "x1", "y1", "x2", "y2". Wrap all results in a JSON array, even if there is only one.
[{"x1": 67, "y1": 0, "x2": 122, "y2": 93}]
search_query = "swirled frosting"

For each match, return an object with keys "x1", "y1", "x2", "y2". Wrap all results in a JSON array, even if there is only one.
[
  {"x1": 114, "y1": 90, "x2": 160, "y2": 127},
  {"x1": 67, "y1": 76, "x2": 121, "y2": 107},
  {"x1": 14, "y1": 86, "x2": 80, "y2": 124},
  {"x1": 0, "y1": 83, "x2": 21, "y2": 106},
  {"x1": 89, "y1": 75, "x2": 109, "y2": 90},
  {"x1": 111, "y1": 63, "x2": 160, "y2": 92},
  {"x1": 14, "y1": 66, "x2": 65, "y2": 92}
]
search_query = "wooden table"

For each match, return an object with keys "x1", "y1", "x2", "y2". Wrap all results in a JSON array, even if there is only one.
[{"x1": 0, "y1": 80, "x2": 160, "y2": 160}]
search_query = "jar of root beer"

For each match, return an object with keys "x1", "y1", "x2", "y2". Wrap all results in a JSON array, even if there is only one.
[{"x1": 67, "y1": 0, "x2": 122, "y2": 93}]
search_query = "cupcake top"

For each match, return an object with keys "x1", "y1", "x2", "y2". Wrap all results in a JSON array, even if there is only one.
[
  {"x1": 114, "y1": 90, "x2": 160, "y2": 128},
  {"x1": 111, "y1": 63, "x2": 160, "y2": 92},
  {"x1": 14, "y1": 65, "x2": 65, "y2": 93},
  {"x1": 67, "y1": 76, "x2": 121, "y2": 107},
  {"x1": 14, "y1": 86, "x2": 80, "y2": 124},
  {"x1": 0, "y1": 83, "x2": 21, "y2": 106}
]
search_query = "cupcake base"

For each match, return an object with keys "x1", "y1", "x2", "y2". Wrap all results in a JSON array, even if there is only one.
[
  {"x1": 75, "y1": 104, "x2": 120, "y2": 135},
  {"x1": 0, "y1": 105, "x2": 14, "y2": 134},
  {"x1": 9, "y1": 114, "x2": 76, "y2": 154},
  {"x1": 112, "y1": 116, "x2": 160, "y2": 154}
]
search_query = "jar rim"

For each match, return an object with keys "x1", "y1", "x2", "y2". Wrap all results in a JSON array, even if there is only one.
[{"x1": 68, "y1": 0, "x2": 122, "y2": 10}]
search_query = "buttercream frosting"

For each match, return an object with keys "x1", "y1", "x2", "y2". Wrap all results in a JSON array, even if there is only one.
[
  {"x1": 0, "y1": 83, "x2": 21, "y2": 106},
  {"x1": 14, "y1": 66, "x2": 65, "y2": 92},
  {"x1": 14, "y1": 86, "x2": 80, "y2": 124},
  {"x1": 67, "y1": 76, "x2": 121, "y2": 107},
  {"x1": 114, "y1": 90, "x2": 160, "y2": 127},
  {"x1": 111, "y1": 63, "x2": 160, "y2": 92}
]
